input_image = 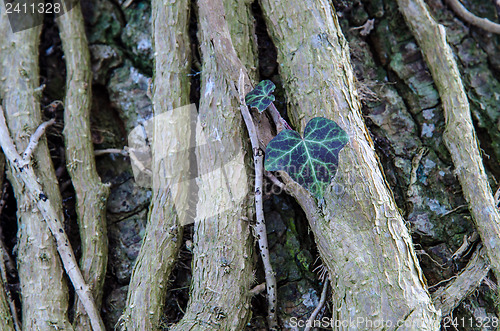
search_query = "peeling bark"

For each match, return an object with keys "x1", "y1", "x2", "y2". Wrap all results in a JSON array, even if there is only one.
[
  {"x1": 257, "y1": 0, "x2": 441, "y2": 328},
  {"x1": 56, "y1": 1, "x2": 110, "y2": 329},
  {"x1": 0, "y1": 9, "x2": 74, "y2": 331},
  {"x1": 119, "y1": 0, "x2": 191, "y2": 329}
]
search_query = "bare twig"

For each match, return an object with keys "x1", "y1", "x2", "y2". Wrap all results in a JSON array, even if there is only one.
[
  {"x1": 267, "y1": 103, "x2": 288, "y2": 132},
  {"x1": 440, "y1": 204, "x2": 467, "y2": 218},
  {"x1": 0, "y1": 106, "x2": 105, "y2": 331},
  {"x1": 94, "y1": 148, "x2": 129, "y2": 156},
  {"x1": 428, "y1": 275, "x2": 458, "y2": 289},
  {"x1": 250, "y1": 283, "x2": 266, "y2": 296},
  {"x1": 21, "y1": 118, "x2": 55, "y2": 163},
  {"x1": 304, "y1": 278, "x2": 329, "y2": 331},
  {"x1": 451, "y1": 232, "x2": 480, "y2": 261},
  {"x1": 407, "y1": 147, "x2": 427, "y2": 200},
  {"x1": 350, "y1": 18, "x2": 376, "y2": 36},
  {"x1": 398, "y1": 0, "x2": 500, "y2": 284},
  {"x1": 265, "y1": 170, "x2": 285, "y2": 190},
  {"x1": 238, "y1": 70, "x2": 278, "y2": 330},
  {"x1": 445, "y1": 0, "x2": 500, "y2": 34},
  {"x1": 494, "y1": 186, "x2": 500, "y2": 207}
]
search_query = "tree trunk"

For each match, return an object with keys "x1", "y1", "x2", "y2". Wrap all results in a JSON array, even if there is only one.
[
  {"x1": 56, "y1": 1, "x2": 110, "y2": 329},
  {"x1": 168, "y1": 0, "x2": 257, "y2": 329},
  {"x1": 257, "y1": 0, "x2": 441, "y2": 328},
  {"x1": 0, "y1": 11, "x2": 73, "y2": 331},
  {"x1": 0, "y1": 0, "x2": 499, "y2": 329},
  {"x1": 397, "y1": 0, "x2": 500, "y2": 282},
  {"x1": 0, "y1": 153, "x2": 14, "y2": 331},
  {"x1": 119, "y1": 0, "x2": 191, "y2": 329}
]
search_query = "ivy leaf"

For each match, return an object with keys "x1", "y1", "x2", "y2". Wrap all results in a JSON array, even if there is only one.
[
  {"x1": 245, "y1": 80, "x2": 276, "y2": 113},
  {"x1": 264, "y1": 117, "x2": 349, "y2": 198}
]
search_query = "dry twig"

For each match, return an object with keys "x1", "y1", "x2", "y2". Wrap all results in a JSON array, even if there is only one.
[
  {"x1": 0, "y1": 106, "x2": 105, "y2": 331},
  {"x1": 238, "y1": 70, "x2": 278, "y2": 330},
  {"x1": 21, "y1": 119, "x2": 55, "y2": 162},
  {"x1": 445, "y1": 0, "x2": 500, "y2": 34},
  {"x1": 398, "y1": 0, "x2": 500, "y2": 283},
  {"x1": 304, "y1": 278, "x2": 329, "y2": 331}
]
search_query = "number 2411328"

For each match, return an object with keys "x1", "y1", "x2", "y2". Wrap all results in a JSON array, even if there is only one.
[
  {"x1": 443, "y1": 316, "x2": 498, "y2": 329},
  {"x1": 5, "y1": 2, "x2": 61, "y2": 14}
]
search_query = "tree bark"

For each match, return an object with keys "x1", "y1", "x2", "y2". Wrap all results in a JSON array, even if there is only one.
[
  {"x1": 56, "y1": 1, "x2": 110, "y2": 329},
  {"x1": 397, "y1": 0, "x2": 500, "y2": 283},
  {"x1": 0, "y1": 153, "x2": 14, "y2": 331},
  {"x1": 119, "y1": 0, "x2": 191, "y2": 329},
  {"x1": 169, "y1": 0, "x2": 257, "y2": 329},
  {"x1": 0, "y1": 9, "x2": 73, "y2": 331},
  {"x1": 257, "y1": 0, "x2": 441, "y2": 328}
]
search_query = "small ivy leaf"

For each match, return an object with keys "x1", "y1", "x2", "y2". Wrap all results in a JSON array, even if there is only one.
[
  {"x1": 245, "y1": 80, "x2": 276, "y2": 113},
  {"x1": 264, "y1": 117, "x2": 349, "y2": 199}
]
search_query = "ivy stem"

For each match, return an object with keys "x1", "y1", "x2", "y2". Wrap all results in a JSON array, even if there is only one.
[
  {"x1": 267, "y1": 102, "x2": 292, "y2": 131},
  {"x1": 238, "y1": 70, "x2": 279, "y2": 330}
]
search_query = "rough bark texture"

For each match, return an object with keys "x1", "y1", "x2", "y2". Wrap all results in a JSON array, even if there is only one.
[
  {"x1": 0, "y1": 107, "x2": 105, "y2": 331},
  {"x1": 169, "y1": 0, "x2": 256, "y2": 329},
  {"x1": 0, "y1": 280, "x2": 13, "y2": 331},
  {"x1": 0, "y1": 9, "x2": 73, "y2": 331},
  {"x1": 56, "y1": 1, "x2": 110, "y2": 329},
  {"x1": 397, "y1": 0, "x2": 500, "y2": 282},
  {"x1": 119, "y1": 0, "x2": 191, "y2": 329},
  {"x1": 0, "y1": 153, "x2": 14, "y2": 331},
  {"x1": 258, "y1": 0, "x2": 441, "y2": 328}
]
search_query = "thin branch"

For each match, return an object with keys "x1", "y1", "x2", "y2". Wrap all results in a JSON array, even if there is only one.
[
  {"x1": 267, "y1": 103, "x2": 287, "y2": 132},
  {"x1": 250, "y1": 283, "x2": 266, "y2": 296},
  {"x1": 432, "y1": 245, "x2": 490, "y2": 316},
  {"x1": 445, "y1": 0, "x2": 500, "y2": 34},
  {"x1": 494, "y1": 185, "x2": 500, "y2": 207},
  {"x1": 265, "y1": 170, "x2": 285, "y2": 190},
  {"x1": 21, "y1": 118, "x2": 55, "y2": 163},
  {"x1": 56, "y1": 2, "x2": 110, "y2": 328},
  {"x1": 304, "y1": 278, "x2": 329, "y2": 331},
  {"x1": 451, "y1": 232, "x2": 480, "y2": 261},
  {"x1": 238, "y1": 70, "x2": 278, "y2": 330},
  {"x1": 0, "y1": 106, "x2": 105, "y2": 331},
  {"x1": 94, "y1": 148, "x2": 129, "y2": 156},
  {"x1": 398, "y1": 0, "x2": 500, "y2": 286}
]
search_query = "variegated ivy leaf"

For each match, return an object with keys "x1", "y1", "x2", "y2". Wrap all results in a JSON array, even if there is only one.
[
  {"x1": 264, "y1": 117, "x2": 349, "y2": 198},
  {"x1": 245, "y1": 80, "x2": 276, "y2": 113}
]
